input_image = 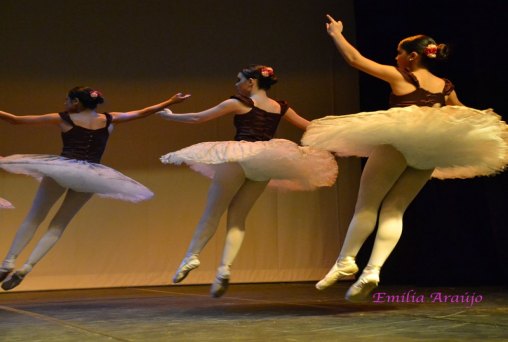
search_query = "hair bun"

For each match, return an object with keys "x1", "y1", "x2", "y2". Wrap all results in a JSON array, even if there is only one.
[
  {"x1": 90, "y1": 90, "x2": 105, "y2": 104},
  {"x1": 67, "y1": 86, "x2": 105, "y2": 109},
  {"x1": 436, "y1": 43, "x2": 449, "y2": 59},
  {"x1": 241, "y1": 65, "x2": 279, "y2": 90}
]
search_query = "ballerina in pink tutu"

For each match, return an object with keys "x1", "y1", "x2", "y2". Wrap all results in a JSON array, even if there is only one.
[
  {"x1": 0, "y1": 197, "x2": 14, "y2": 209},
  {"x1": 159, "y1": 65, "x2": 338, "y2": 297},
  {"x1": 302, "y1": 15, "x2": 508, "y2": 302},
  {"x1": 0, "y1": 87, "x2": 189, "y2": 290},
  {"x1": 1, "y1": 151, "x2": 14, "y2": 209}
]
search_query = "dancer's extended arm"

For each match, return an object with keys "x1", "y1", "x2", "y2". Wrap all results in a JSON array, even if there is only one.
[
  {"x1": 0, "y1": 111, "x2": 61, "y2": 125},
  {"x1": 110, "y1": 92, "x2": 190, "y2": 123},
  {"x1": 158, "y1": 98, "x2": 247, "y2": 124}
]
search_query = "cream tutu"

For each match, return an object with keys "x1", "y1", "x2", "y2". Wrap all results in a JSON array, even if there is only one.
[
  {"x1": 0, "y1": 154, "x2": 153, "y2": 202},
  {"x1": 0, "y1": 197, "x2": 14, "y2": 209},
  {"x1": 161, "y1": 138, "x2": 338, "y2": 191},
  {"x1": 302, "y1": 105, "x2": 508, "y2": 179}
]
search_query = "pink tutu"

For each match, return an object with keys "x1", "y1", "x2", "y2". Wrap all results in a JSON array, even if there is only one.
[
  {"x1": 302, "y1": 105, "x2": 508, "y2": 179},
  {"x1": 161, "y1": 138, "x2": 338, "y2": 191},
  {"x1": 0, "y1": 197, "x2": 14, "y2": 209},
  {"x1": 0, "y1": 154, "x2": 153, "y2": 202}
]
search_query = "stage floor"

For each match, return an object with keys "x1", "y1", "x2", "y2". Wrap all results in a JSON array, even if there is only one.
[{"x1": 0, "y1": 282, "x2": 506, "y2": 341}]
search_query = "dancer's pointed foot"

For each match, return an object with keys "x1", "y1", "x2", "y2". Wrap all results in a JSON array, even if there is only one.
[
  {"x1": 0, "y1": 267, "x2": 13, "y2": 283},
  {"x1": 345, "y1": 267, "x2": 380, "y2": 302},
  {"x1": 316, "y1": 256, "x2": 358, "y2": 290},
  {"x1": 1, "y1": 272, "x2": 25, "y2": 291},
  {"x1": 210, "y1": 266, "x2": 230, "y2": 298},
  {"x1": 173, "y1": 255, "x2": 200, "y2": 283}
]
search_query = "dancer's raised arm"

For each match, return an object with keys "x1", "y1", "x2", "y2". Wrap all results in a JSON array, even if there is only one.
[{"x1": 325, "y1": 14, "x2": 401, "y2": 84}]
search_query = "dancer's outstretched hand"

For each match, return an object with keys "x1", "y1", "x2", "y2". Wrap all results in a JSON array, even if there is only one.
[
  {"x1": 169, "y1": 92, "x2": 191, "y2": 105},
  {"x1": 326, "y1": 14, "x2": 343, "y2": 37}
]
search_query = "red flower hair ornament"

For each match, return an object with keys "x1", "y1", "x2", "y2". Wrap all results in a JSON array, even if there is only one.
[
  {"x1": 423, "y1": 44, "x2": 438, "y2": 58},
  {"x1": 260, "y1": 67, "x2": 274, "y2": 78},
  {"x1": 90, "y1": 90, "x2": 102, "y2": 98}
]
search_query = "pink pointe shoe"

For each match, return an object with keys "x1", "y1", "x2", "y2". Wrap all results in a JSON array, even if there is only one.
[
  {"x1": 316, "y1": 256, "x2": 359, "y2": 290},
  {"x1": 172, "y1": 255, "x2": 200, "y2": 283},
  {"x1": 0, "y1": 267, "x2": 13, "y2": 282},
  {"x1": 345, "y1": 267, "x2": 380, "y2": 302},
  {"x1": 1, "y1": 271, "x2": 25, "y2": 291},
  {"x1": 210, "y1": 265, "x2": 230, "y2": 298}
]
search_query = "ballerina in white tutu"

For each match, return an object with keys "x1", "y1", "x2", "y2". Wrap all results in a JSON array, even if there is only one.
[
  {"x1": 0, "y1": 87, "x2": 189, "y2": 290},
  {"x1": 159, "y1": 65, "x2": 338, "y2": 297},
  {"x1": 302, "y1": 15, "x2": 508, "y2": 302}
]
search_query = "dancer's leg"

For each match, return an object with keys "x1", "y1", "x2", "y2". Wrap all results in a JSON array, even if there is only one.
[
  {"x1": 211, "y1": 179, "x2": 268, "y2": 297},
  {"x1": 1, "y1": 189, "x2": 92, "y2": 290},
  {"x1": 368, "y1": 167, "x2": 433, "y2": 267},
  {"x1": 345, "y1": 167, "x2": 433, "y2": 302},
  {"x1": 20, "y1": 189, "x2": 93, "y2": 274},
  {"x1": 220, "y1": 179, "x2": 268, "y2": 268},
  {"x1": 185, "y1": 163, "x2": 247, "y2": 255},
  {"x1": 317, "y1": 145, "x2": 408, "y2": 290},
  {"x1": 1, "y1": 178, "x2": 65, "y2": 273},
  {"x1": 173, "y1": 163, "x2": 246, "y2": 283},
  {"x1": 339, "y1": 145, "x2": 409, "y2": 258}
]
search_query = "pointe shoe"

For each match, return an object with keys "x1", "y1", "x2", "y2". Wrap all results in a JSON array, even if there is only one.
[
  {"x1": 0, "y1": 268, "x2": 13, "y2": 282},
  {"x1": 316, "y1": 257, "x2": 359, "y2": 290},
  {"x1": 1, "y1": 272, "x2": 25, "y2": 291},
  {"x1": 173, "y1": 255, "x2": 200, "y2": 283},
  {"x1": 210, "y1": 266, "x2": 230, "y2": 298},
  {"x1": 345, "y1": 271, "x2": 380, "y2": 302}
]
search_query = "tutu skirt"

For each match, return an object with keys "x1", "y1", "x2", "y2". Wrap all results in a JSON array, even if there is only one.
[
  {"x1": 0, "y1": 197, "x2": 14, "y2": 209},
  {"x1": 160, "y1": 138, "x2": 338, "y2": 191},
  {"x1": 302, "y1": 105, "x2": 508, "y2": 179},
  {"x1": 0, "y1": 154, "x2": 153, "y2": 202}
]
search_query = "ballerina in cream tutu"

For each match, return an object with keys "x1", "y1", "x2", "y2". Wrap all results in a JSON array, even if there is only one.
[
  {"x1": 0, "y1": 87, "x2": 189, "y2": 290},
  {"x1": 159, "y1": 65, "x2": 338, "y2": 297},
  {"x1": 302, "y1": 15, "x2": 508, "y2": 302}
]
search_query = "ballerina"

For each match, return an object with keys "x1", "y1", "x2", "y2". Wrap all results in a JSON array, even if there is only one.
[
  {"x1": 302, "y1": 15, "x2": 508, "y2": 301},
  {"x1": 0, "y1": 86, "x2": 189, "y2": 290},
  {"x1": 0, "y1": 197, "x2": 14, "y2": 209},
  {"x1": 159, "y1": 65, "x2": 338, "y2": 297}
]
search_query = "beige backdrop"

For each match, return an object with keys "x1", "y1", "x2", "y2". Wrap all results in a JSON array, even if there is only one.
[{"x1": 0, "y1": 0, "x2": 361, "y2": 291}]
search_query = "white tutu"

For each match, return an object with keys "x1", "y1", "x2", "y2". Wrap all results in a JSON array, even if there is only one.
[
  {"x1": 0, "y1": 197, "x2": 14, "y2": 209},
  {"x1": 302, "y1": 105, "x2": 508, "y2": 179},
  {"x1": 161, "y1": 138, "x2": 338, "y2": 191},
  {"x1": 0, "y1": 155, "x2": 153, "y2": 202}
]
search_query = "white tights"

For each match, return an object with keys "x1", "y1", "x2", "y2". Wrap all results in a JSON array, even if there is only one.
[
  {"x1": 185, "y1": 163, "x2": 268, "y2": 269},
  {"x1": 1, "y1": 177, "x2": 92, "y2": 275},
  {"x1": 339, "y1": 145, "x2": 433, "y2": 269}
]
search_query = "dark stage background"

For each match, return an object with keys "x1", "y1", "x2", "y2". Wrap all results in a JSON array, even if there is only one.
[{"x1": 353, "y1": 0, "x2": 508, "y2": 285}]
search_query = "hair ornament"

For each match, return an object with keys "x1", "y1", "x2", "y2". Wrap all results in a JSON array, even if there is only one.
[
  {"x1": 260, "y1": 67, "x2": 274, "y2": 78},
  {"x1": 90, "y1": 90, "x2": 102, "y2": 98},
  {"x1": 424, "y1": 44, "x2": 438, "y2": 58}
]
